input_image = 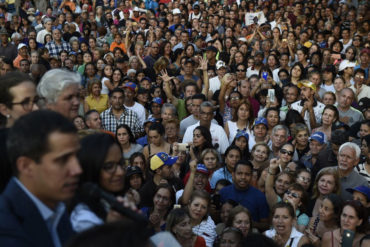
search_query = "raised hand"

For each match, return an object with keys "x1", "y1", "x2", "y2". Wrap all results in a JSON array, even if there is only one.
[{"x1": 160, "y1": 69, "x2": 174, "y2": 82}]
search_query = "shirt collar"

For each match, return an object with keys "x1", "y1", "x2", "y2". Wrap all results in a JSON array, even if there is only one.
[{"x1": 13, "y1": 177, "x2": 65, "y2": 221}]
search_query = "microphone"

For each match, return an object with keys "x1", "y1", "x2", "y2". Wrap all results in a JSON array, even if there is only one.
[{"x1": 81, "y1": 182, "x2": 148, "y2": 225}]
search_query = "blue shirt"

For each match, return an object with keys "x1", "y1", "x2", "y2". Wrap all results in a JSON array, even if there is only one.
[
  {"x1": 14, "y1": 178, "x2": 65, "y2": 247},
  {"x1": 219, "y1": 184, "x2": 269, "y2": 222},
  {"x1": 210, "y1": 167, "x2": 232, "y2": 189},
  {"x1": 137, "y1": 135, "x2": 148, "y2": 146}
]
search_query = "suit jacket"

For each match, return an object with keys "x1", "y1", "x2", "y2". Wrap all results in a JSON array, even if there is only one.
[{"x1": 0, "y1": 179, "x2": 75, "y2": 247}]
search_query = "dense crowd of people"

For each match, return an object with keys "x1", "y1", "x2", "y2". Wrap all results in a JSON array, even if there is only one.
[{"x1": 0, "y1": 0, "x2": 369, "y2": 246}]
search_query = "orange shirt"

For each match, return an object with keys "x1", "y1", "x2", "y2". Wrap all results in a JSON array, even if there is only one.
[
  {"x1": 13, "y1": 54, "x2": 28, "y2": 69},
  {"x1": 110, "y1": 42, "x2": 127, "y2": 54}
]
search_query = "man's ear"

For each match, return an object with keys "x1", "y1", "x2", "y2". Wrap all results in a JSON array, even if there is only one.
[
  {"x1": 0, "y1": 103, "x2": 10, "y2": 118},
  {"x1": 16, "y1": 156, "x2": 37, "y2": 178}
]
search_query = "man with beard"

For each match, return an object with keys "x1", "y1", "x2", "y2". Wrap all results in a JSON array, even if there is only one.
[
  {"x1": 290, "y1": 80, "x2": 325, "y2": 131},
  {"x1": 100, "y1": 88, "x2": 143, "y2": 136}
]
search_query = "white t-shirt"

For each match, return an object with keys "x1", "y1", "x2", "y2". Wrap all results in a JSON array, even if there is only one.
[
  {"x1": 124, "y1": 102, "x2": 146, "y2": 126},
  {"x1": 246, "y1": 66, "x2": 259, "y2": 78},
  {"x1": 182, "y1": 122, "x2": 229, "y2": 154},
  {"x1": 209, "y1": 76, "x2": 221, "y2": 94},
  {"x1": 290, "y1": 100, "x2": 325, "y2": 132}
]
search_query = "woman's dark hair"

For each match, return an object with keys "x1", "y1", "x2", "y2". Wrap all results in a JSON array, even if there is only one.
[
  {"x1": 258, "y1": 66, "x2": 273, "y2": 78},
  {"x1": 241, "y1": 233, "x2": 279, "y2": 247},
  {"x1": 215, "y1": 179, "x2": 232, "y2": 189},
  {"x1": 116, "y1": 124, "x2": 136, "y2": 144},
  {"x1": 224, "y1": 145, "x2": 242, "y2": 163},
  {"x1": 284, "y1": 109, "x2": 305, "y2": 133},
  {"x1": 271, "y1": 201, "x2": 295, "y2": 221},
  {"x1": 194, "y1": 126, "x2": 214, "y2": 149},
  {"x1": 165, "y1": 208, "x2": 189, "y2": 234},
  {"x1": 152, "y1": 184, "x2": 176, "y2": 214},
  {"x1": 264, "y1": 107, "x2": 281, "y2": 126},
  {"x1": 323, "y1": 193, "x2": 343, "y2": 225},
  {"x1": 341, "y1": 200, "x2": 368, "y2": 233},
  {"x1": 149, "y1": 122, "x2": 165, "y2": 136},
  {"x1": 159, "y1": 40, "x2": 172, "y2": 56},
  {"x1": 225, "y1": 205, "x2": 253, "y2": 230},
  {"x1": 69, "y1": 133, "x2": 122, "y2": 219},
  {"x1": 286, "y1": 183, "x2": 308, "y2": 213},
  {"x1": 290, "y1": 62, "x2": 305, "y2": 80},
  {"x1": 188, "y1": 190, "x2": 211, "y2": 221},
  {"x1": 362, "y1": 134, "x2": 370, "y2": 148},
  {"x1": 322, "y1": 104, "x2": 339, "y2": 125}
]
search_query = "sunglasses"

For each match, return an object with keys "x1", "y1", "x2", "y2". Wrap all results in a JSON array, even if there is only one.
[
  {"x1": 285, "y1": 190, "x2": 300, "y2": 199},
  {"x1": 280, "y1": 149, "x2": 294, "y2": 156},
  {"x1": 236, "y1": 69, "x2": 245, "y2": 72}
]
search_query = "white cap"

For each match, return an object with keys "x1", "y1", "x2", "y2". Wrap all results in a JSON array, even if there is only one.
[
  {"x1": 339, "y1": 59, "x2": 356, "y2": 71},
  {"x1": 17, "y1": 43, "x2": 27, "y2": 50},
  {"x1": 238, "y1": 37, "x2": 247, "y2": 43},
  {"x1": 216, "y1": 60, "x2": 226, "y2": 70},
  {"x1": 133, "y1": 6, "x2": 140, "y2": 12},
  {"x1": 172, "y1": 8, "x2": 181, "y2": 15}
]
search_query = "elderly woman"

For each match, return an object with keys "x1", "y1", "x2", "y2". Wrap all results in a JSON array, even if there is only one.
[
  {"x1": 84, "y1": 79, "x2": 109, "y2": 114},
  {"x1": 37, "y1": 69, "x2": 81, "y2": 121}
]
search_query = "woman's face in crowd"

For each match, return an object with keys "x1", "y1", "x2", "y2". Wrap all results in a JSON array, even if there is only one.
[
  {"x1": 225, "y1": 149, "x2": 240, "y2": 171},
  {"x1": 322, "y1": 93, "x2": 336, "y2": 105},
  {"x1": 296, "y1": 130, "x2": 308, "y2": 147},
  {"x1": 318, "y1": 174, "x2": 336, "y2": 196},
  {"x1": 193, "y1": 129, "x2": 205, "y2": 147},
  {"x1": 296, "y1": 171, "x2": 311, "y2": 190},
  {"x1": 272, "y1": 208, "x2": 294, "y2": 235},
  {"x1": 132, "y1": 156, "x2": 145, "y2": 171},
  {"x1": 279, "y1": 144, "x2": 294, "y2": 163},
  {"x1": 153, "y1": 188, "x2": 171, "y2": 211},
  {"x1": 266, "y1": 110, "x2": 279, "y2": 128},
  {"x1": 148, "y1": 130, "x2": 162, "y2": 146},
  {"x1": 220, "y1": 202, "x2": 233, "y2": 223},
  {"x1": 203, "y1": 152, "x2": 218, "y2": 170},
  {"x1": 252, "y1": 145, "x2": 268, "y2": 162},
  {"x1": 188, "y1": 197, "x2": 208, "y2": 222},
  {"x1": 319, "y1": 198, "x2": 335, "y2": 222},
  {"x1": 340, "y1": 205, "x2": 362, "y2": 232},
  {"x1": 283, "y1": 189, "x2": 302, "y2": 209},
  {"x1": 232, "y1": 212, "x2": 250, "y2": 236},
  {"x1": 104, "y1": 65, "x2": 113, "y2": 77},
  {"x1": 116, "y1": 127, "x2": 129, "y2": 145},
  {"x1": 275, "y1": 173, "x2": 291, "y2": 195},
  {"x1": 322, "y1": 108, "x2": 336, "y2": 125},
  {"x1": 172, "y1": 216, "x2": 193, "y2": 239},
  {"x1": 73, "y1": 117, "x2": 85, "y2": 130},
  {"x1": 237, "y1": 103, "x2": 250, "y2": 121},
  {"x1": 291, "y1": 65, "x2": 302, "y2": 78},
  {"x1": 99, "y1": 144, "x2": 125, "y2": 193},
  {"x1": 235, "y1": 136, "x2": 248, "y2": 151},
  {"x1": 129, "y1": 173, "x2": 142, "y2": 190}
]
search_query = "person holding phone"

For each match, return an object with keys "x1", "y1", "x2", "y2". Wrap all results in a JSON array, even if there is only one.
[{"x1": 321, "y1": 200, "x2": 368, "y2": 247}]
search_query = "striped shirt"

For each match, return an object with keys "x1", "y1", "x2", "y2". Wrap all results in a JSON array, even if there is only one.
[
  {"x1": 355, "y1": 163, "x2": 370, "y2": 185},
  {"x1": 192, "y1": 216, "x2": 216, "y2": 247},
  {"x1": 100, "y1": 107, "x2": 144, "y2": 136}
]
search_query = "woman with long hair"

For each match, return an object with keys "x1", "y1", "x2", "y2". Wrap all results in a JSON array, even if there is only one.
[
  {"x1": 100, "y1": 64, "x2": 113, "y2": 94},
  {"x1": 143, "y1": 123, "x2": 172, "y2": 162},
  {"x1": 251, "y1": 142, "x2": 270, "y2": 188},
  {"x1": 225, "y1": 205, "x2": 252, "y2": 237},
  {"x1": 289, "y1": 63, "x2": 305, "y2": 85},
  {"x1": 291, "y1": 123, "x2": 310, "y2": 161},
  {"x1": 70, "y1": 133, "x2": 129, "y2": 232},
  {"x1": 305, "y1": 194, "x2": 342, "y2": 246},
  {"x1": 166, "y1": 208, "x2": 206, "y2": 247},
  {"x1": 231, "y1": 131, "x2": 251, "y2": 161},
  {"x1": 116, "y1": 124, "x2": 143, "y2": 164},
  {"x1": 322, "y1": 200, "x2": 368, "y2": 247},
  {"x1": 190, "y1": 126, "x2": 214, "y2": 162},
  {"x1": 225, "y1": 100, "x2": 254, "y2": 144}
]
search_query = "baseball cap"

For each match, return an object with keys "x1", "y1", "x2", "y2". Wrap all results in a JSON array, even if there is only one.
[
  {"x1": 150, "y1": 152, "x2": 178, "y2": 170},
  {"x1": 216, "y1": 60, "x2": 226, "y2": 70},
  {"x1": 127, "y1": 69, "x2": 137, "y2": 75},
  {"x1": 205, "y1": 46, "x2": 217, "y2": 53},
  {"x1": 193, "y1": 4, "x2": 200, "y2": 9},
  {"x1": 360, "y1": 48, "x2": 370, "y2": 56},
  {"x1": 172, "y1": 8, "x2": 181, "y2": 15},
  {"x1": 123, "y1": 82, "x2": 137, "y2": 92},
  {"x1": 235, "y1": 131, "x2": 249, "y2": 140},
  {"x1": 184, "y1": 58, "x2": 195, "y2": 66},
  {"x1": 297, "y1": 80, "x2": 316, "y2": 91},
  {"x1": 133, "y1": 6, "x2": 140, "y2": 12},
  {"x1": 17, "y1": 43, "x2": 27, "y2": 50},
  {"x1": 252, "y1": 117, "x2": 268, "y2": 129},
  {"x1": 346, "y1": 186, "x2": 370, "y2": 201},
  {"x1": 152, "y1": 97, "x2": 163, "y2": 105},
  {"x1": 309, "y1": 132, "x2": 326, "y2": 144},
  {"x1": 339, "y1": 59, "x2": 356, "y2": 72},
  {"x1": 144, "y1": 117, "x2": 156, "y2": 125},
  {"x1": 123, "y1": 9, "x2": 130, "y2": 14},
  {"x1": 141, "y1": 76, "x2": 152, "y2": 83},
  {"x1": 126, "y1": 166, "x2": 143, "y2": 177},
  {"x1": 196, "y1": 164, "x2": 209, "y2": 175},
  {"x1": 358, "y1": 97, "x2": 370, "y2": 112}
]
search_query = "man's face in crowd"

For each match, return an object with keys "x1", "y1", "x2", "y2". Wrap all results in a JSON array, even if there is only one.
[
  {"x1": 52, "y1": 29, "x2": 62, "y2": 42},
  {"x1": 338, "y1": 89, "x2": 354, "y2": 108},
  {"x1": 254, "y1": 54, "x2": 263, "y2": 65},
  {"x1": 184, "y1": 85, "x2": 196, "y2": 98},
  {"x1": 337, "y1": 146, "x2": 359, "y2": 173},
  {"x1": 26, "y1": 131, "x2": 82, "y2": 209},
  {"x1": 19, "y1": 60, "x2": 30, "y2": 73},
  {"x1": 309, "y1": 140, "x2": 325, "y2": 156},
  {"x1": 0, "y1": 81, "x2": 38, "y2": 124},
  {"x1": 0, "y1": 63, "x2": 12, "y2": 75},
  {"x1": 285, "y1": 87, "x2": 298, "y2": 104},
  {"x1": 272, "y1": 129, "x2": 287, "y2": 149},
  {"x1": 300, "y1": 86, "x2": 313, "y2": 101},
  {"x1": 150, "y1": 42, "x2": 159, "y2": 56},
  {"x1": 238, "y1": 80, "x2": 250, "y2": 97},
  {"x1": 48, "y1": 84, "x2": 80, "y2": 120},
  {"x1": 310, "y1": 74, "x2": 321, "y2": 86},
  {"x1": 45, "y1": 21, "x2": 52, "y2": 31},
  {"x1": 199, "y1": 106, "x2": 213, "y2": 126},
  {"x1": 1, "y1": 34, "x2": 8, "y2": 44},
  {"x1": 191, "y1": 99, "x2": 202, "y2": 117},
  {"x1": 110, "y1": 91, "x2": 124, "y2": 110},
  {"x1": 232, "y1": 164, "x2": 252, "y2": 190},
  {"x1": 86, "y1": 112, "x2": 102, "y2": 129},
  {"x1": 181, "y1": 32, "x2": 189, "y2": 44}
]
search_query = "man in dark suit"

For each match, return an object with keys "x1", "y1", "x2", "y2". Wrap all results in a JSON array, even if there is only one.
[{"x1": 0, "y1": 110, "x2": 82, "y2": 246}]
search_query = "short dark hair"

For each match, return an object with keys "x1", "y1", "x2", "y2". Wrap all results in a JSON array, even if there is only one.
[
  {"x1": 191, "y1": 93, "x2": 206, "y2": 101},
  {"x1": 109, "y1": 87, "x2": 124, "y2": 97},
  {"x1": 85, "y1": 110, "x2": 99, "y2": 121},
  {"x1": 7, "y1": 110, "x2": 77, "y2": 176},
  {"x1": 234, "y1": 160, "x2": 253, "y2": 172},
  {"x1": 331, "y1": 129, "x2": 349, "y2": 145},
  {"x1": 0, "y1": 71, "x2": 34, "y2": 108}
]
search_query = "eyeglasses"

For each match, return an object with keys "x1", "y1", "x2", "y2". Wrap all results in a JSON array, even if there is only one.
[
  {"x1": 285, "y1": 190, "x2": 300, "y2": 199},
  {"x1": 355, "y1": 75, "x2": 365, "y2": 79},
  {"x1": 298, "y1": 176, "x2": 311, "y2": 183},
  {"x1": 230, "y1": 97, "x2": 240, "y2": 101},
  {"x1": 280, "y1": 149, "x2": 294, "y2": 156},
  {"x1": 236, "y1": 69, "x2": 245, "y2": 72},
  {"x1": 102, "y1": 159, "x2": 125, "y2": 173},
  {"x1": 11, "y1": 96, "x2": 43, "y2": 111}
]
